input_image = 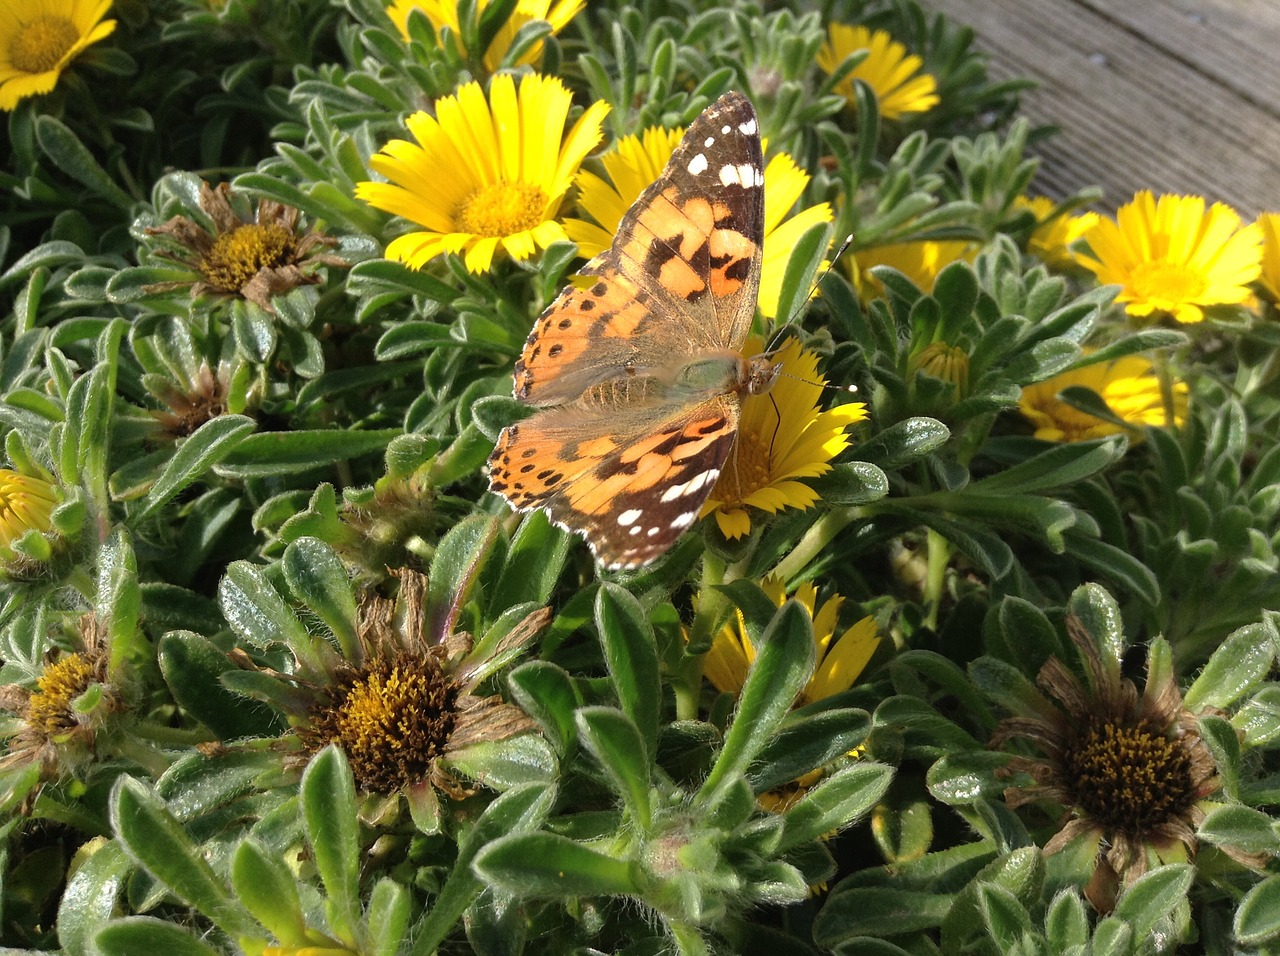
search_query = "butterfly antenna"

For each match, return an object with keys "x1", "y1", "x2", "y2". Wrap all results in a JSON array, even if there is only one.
[
  {"x1": 761, "y1": 234, "x2": 858, "y2": 395},
  {"x1": 765, "y1": 233, "x2": 855, "y2": 351}
]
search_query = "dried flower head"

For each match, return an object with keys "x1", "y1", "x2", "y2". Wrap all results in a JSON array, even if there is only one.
[
  {"x1": 0, "y1": 615, "x2": 121, "y2": 791},
  {"x1": 145, "y1": 181, "x2": 348, "y2": 313},
  {"x1": 990, "y1": 614, "x2": 1256, "y2": 911},
  {"x1": 148, "y1": 362, "x2": 233, "y2": 440},
  {"x1": 253, "y1": 570, "x2": 543, "y2": 816}
]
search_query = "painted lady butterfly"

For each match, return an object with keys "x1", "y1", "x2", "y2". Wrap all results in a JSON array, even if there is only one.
[{"x1": 488, "y1": 91, "x2": 776, "y2": 569}]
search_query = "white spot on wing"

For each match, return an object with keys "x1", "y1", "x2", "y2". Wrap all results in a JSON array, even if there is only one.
[
  {"x1": 719, "y1": 165, "x2": 741, "y2": 187},
  {"x1": 687, "y1": 153, "x2": 708, "y2": 176},
  {"x1": 618, "y1": 508, "x2": 642, "y2": 526},
  {"x1": 721, "y1": 124, "x2": 731, "y2": 134},
  {"x1": 738, "y1": 118, "x2": 757, "y2": 136},
  {"x1": 704, "y1": 136, "x2": 715, "y2": 147},
  {"x1": 646, "y1": 527, "x2": 661, "y2": 537},
  {"x1": 670, "y1": 511, "x2": 697, "y2": 528}
]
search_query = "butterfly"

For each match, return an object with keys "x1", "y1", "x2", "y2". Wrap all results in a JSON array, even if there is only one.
[{"x1": 487, "y1": 91, "x2": 776, "y2": 569}]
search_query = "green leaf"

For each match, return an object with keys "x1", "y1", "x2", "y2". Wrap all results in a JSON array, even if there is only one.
[
  {"x1": 1066, "y1": 583, "x2": 1125, "y2": 689},
  {"x1": 230, "y1": 838, "x2": 306, "y2": 946},
  {"x1": 1060, "y1": 532, "x2": 1160, "y2": 607},
  {"x1": 410, "y1": 783, "x2": 554, "y2": 956},
  {"x1": 473, "y1": 832, "x2": 642, "y2": 899},
  {"x1": 970, "y1": 438, "x2": 1122, "y2": 494},
  {"x1": 301, "y1": 746, "x2": 360, "y2": 938},
  {"x1": 747, "y1": 708, "x2": 872, "y2": 795},
  {"x1": 1234, "y1": 874, "x2": 1280, "y2": 946},
  {"x1": 97, "y1": 527, "x2": 142, "y2": 675},
  {"x1": 137, "y1": 415, "x2": 256, "y2": 519},
  {"x1": 426, "y1": 514, "x2": 498, "y2": 643},
  {"x1": 218, "y1": 561, "x2": 330, "y2": 677},
  {"x1": 489, "y1": 510, "x2": 570, "y2": 612},
  {"x1": 853, "y1": 416, "x2": 950, "y2": 469},
  {"x1": 1197, "y1": 805, "x2": 1280, "y2": 855},
  {"x1": 976, "y1": 884, "x2": 1033, "y2": 950},
  {"x1": 576, "y1": 707, "x2": 653, "y2": 830},
  {"x1": 91, "y1": 917, "x2": 227, "y2": 956},
  {"x1": 698, "y1": 601, "x2": 815, "y2": 810},
  {"x1": 110, "y1": 777, "x2": 257, "y2": 938},
  {"x1": 367, "y1": 878, "x2": 412, "y2": 956},
  {"x1": 157, "y1": 631, "x2": 279, "y2": 740},
  {"x1": 1044, "y1": 889, "x2": 1090, "y2": 950},
  {"x1": 282, "y1": 537, "x2": 359, "y2": 660},
  {"x1": 444, "y1": 734, "x2": 558, "y2": 790},
  {"x1": 35, "y1": 116, "x2": 136, "y2": 210},
  {"x1": 594, "y1": 584, "x2": 660, "y2": 761},
  {"x1": 779, "y1": 762, "x2": 893, "y2": 850},
  {"x1": 993, "y1": 596, "x2": 1063, "y2": 677},
  {"x1": 57, "y1": 841, "x2": 133, "y2": 956},
  {"x1": 1111, "y1": 863, "x2": 1194, "y2": 939},
  {"x1": 1185, "y1": 618, "x2": 1277, "y2": 711},
  {"x1": 814, "y1": 888, "x2": 951, "y2": 945},
  {"x1": 774, "y1": 221, "x2": 834, "y2": 324},
  {"x1": 926, "y1": 751, "x2": 1011, "y2": 805},
  {"x1": 507, "y1": 661, "x2": 580, "y2": 758},
  {"x1": 214, "y1": 428, "x2": 402, "y2": 477},
  {"x1": 808, "y1": 461, "x2": 890, "y2": 505}
]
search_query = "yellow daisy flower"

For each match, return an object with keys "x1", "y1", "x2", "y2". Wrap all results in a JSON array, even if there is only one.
[
  {"x1": 852, "y1": 239, "x2": 972, "y2": 302},
  {"x1": 1018, "y1": 351, "x2": 1188, "y2": 443},
  {"x1": 1014, "y1": 196, "x2": 1100, "y2": 271},
  {"x1": 563, "y1": 126, "x2": 833, "y2": 320},
  {"x1": 1074, "y1": 191, "x2": 1263, "y2": 324},
  {"x1": 0, "y1": 469, "x2": 58, "y2": 553},
  {"x1": 1257, "y1": 212, "x2": 1280, "y2": 305},
  {"x1": 816, "y1": 23, "x2": 939, "y2": 120},
  {"x1": 700, "y1": 337, "x2": 867, "y2": 540},
  {"x1": 385, "y1": 0, "x2": 582, "y2": 70},
  {"x1": 356, "y1": 73, "x2": 609, "y2": 274},
  {"x1": 0, "y1": 0, "x2": 116, "y2": 111},
  {"x1": 703, "y1": 576, "x2": 880, "y2": 706}
]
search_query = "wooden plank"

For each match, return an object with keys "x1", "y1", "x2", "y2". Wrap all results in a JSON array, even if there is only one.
[{"x1": 921, "y1": 0, "x2": 1280, "y2": 217}]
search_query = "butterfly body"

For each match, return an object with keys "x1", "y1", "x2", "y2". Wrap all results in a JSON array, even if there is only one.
[{"x1": 488, "y1": 91, "x2": 768, "y2": 569}]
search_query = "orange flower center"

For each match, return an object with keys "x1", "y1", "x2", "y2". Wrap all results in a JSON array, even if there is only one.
[
  {"x1": 456, "y1": 182, "x2": 548, "y2": 238},
  {"x1": 712, "y1": 427, "x2": 775, "y2": 506},
  {"x1": 10, "y1": 16, "x2": 80, "y2": 73},
  {"x1": 200, "y1": 223, "x2": 297, "y2": 292},
  {"x1": 1128, "y1": 260, "x2": 1207, "y2": 305},
  {"x1": 1064, "y1": 717, "x2": 1195, "y2": 836}
]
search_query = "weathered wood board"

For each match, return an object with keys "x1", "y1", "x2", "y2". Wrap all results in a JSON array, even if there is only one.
[{"x1": 922, "y1": 0, "x2": 1280, "y2": 217}]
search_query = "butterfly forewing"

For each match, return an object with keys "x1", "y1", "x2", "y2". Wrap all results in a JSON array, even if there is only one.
[{"x1": 488, "y1": 91, "x2": 766, "y2": 568}]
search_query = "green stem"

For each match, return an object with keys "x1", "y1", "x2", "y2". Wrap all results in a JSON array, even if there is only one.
[
  {"x1": 923, "y1": 526, "x2": 951, "y2": 631},
  {"x1": 1151, "y1": 348, "x2": 1182, "y2": 432},
  {"x1": 674, "y1": 553, "x2": 729, "y2": 721},
  {"x1": 667, "y1": 919, "x2": 710, "y2": 956},
  {"x1": 770, "y1": 506, "x2": 860, "y2": 583}
]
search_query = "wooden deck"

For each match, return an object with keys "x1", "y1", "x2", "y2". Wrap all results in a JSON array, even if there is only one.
[{"x1": 922, "y1": 0, "x2": 1280, "y2": 218}]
